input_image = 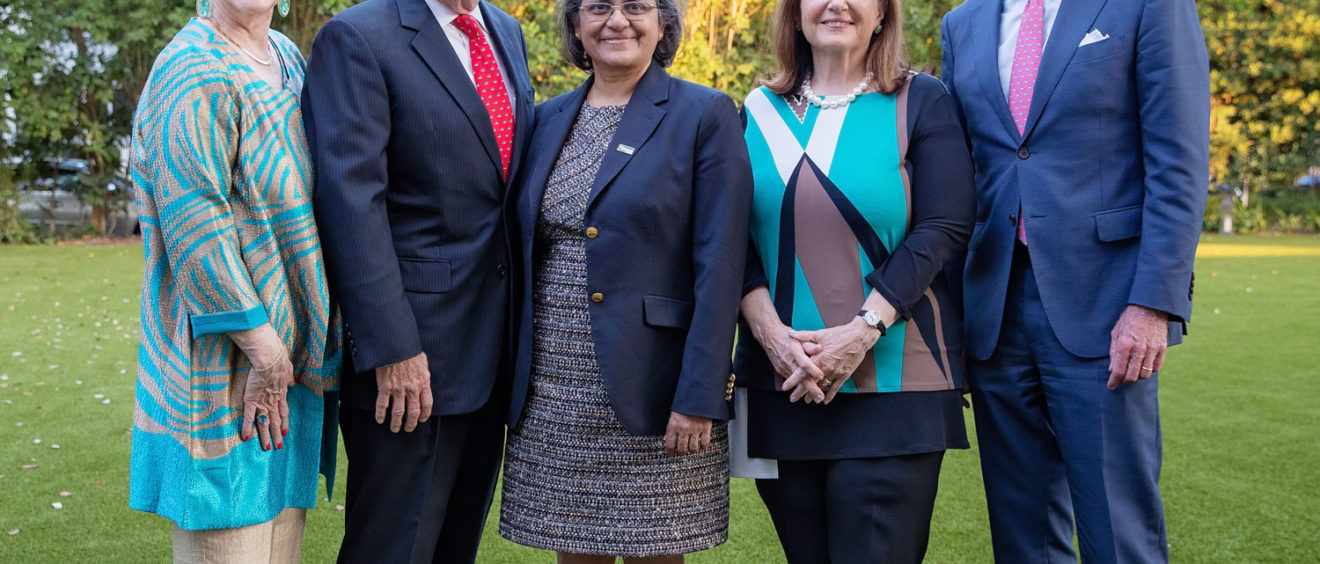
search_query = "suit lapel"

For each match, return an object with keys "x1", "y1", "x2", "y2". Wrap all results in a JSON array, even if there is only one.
[
  {"x1": 481, "y1": 2, "x2": 534, "y2": 183},
  {"x1": 398, "y1": 0, "x2": 502, "y2": 175},
  {"x1": 586, "y1": 63, "x2": 669, "y2": 211},
  {"x1": 521, "y1": 82, "x2": 589, "y2": 247},
  {"x1": 974, "y1": 0, "x2": 1023, "y2": 142},
  {"x1": 1022, "y1": 0, "x2": 1108, "y2": 138}
]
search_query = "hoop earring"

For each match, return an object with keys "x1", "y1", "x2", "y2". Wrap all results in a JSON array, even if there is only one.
[
  {"x1": 278, "y1": 0, "x2": 290, "y2": 17},
  {"x1": 197, "y1": 0, "x2": 210, "y2": 17}
]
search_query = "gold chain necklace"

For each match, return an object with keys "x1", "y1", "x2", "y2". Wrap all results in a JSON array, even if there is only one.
[{"x1": 205, "y1": 19, "x2": 274, "y2": 66}]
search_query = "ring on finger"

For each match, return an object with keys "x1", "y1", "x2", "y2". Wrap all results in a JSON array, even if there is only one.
[
  {"x1": 256, "y1": 413, "x2": 269, "y2": 425},
  {"x1": 820, "y1": 378, "x2": 834, "y2": 388},
  {"x1": 1141, "y1": 366, "x2": 1153, "y2": 373}
]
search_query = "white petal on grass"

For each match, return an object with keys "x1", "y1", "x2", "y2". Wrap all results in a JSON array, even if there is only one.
[
  {"x1": 32, "y1": 439, "x2": 41, "y2": 445},
  {"x1": 59, "y1": 491, "x2": 72, "y2": 497},
  {"x1": 93, "y1": 394, "x2": 104, "y2": 399},
  {"x1": 11, "y1": 352, "x2": 20, "y2": 357},
  {"x1": 7, "y1": 529, "x2": 17, "y2": 536},
  {"x1": 21, "y1": 464, "x2": 38, "y2": 470},
  {"x1": 51, "y1": 502, "x2": 63, "y2": 510},
  {"x1": 102, "y1": 399, "x2": 111, "y2": 405},
  {"x1": 51, "y1": 444, "x2": 60, "y2": 449}
]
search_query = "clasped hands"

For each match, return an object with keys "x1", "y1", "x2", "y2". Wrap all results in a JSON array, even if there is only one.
[{"x1": 762, "y1": 317, "x2": 882, "y2": 405}]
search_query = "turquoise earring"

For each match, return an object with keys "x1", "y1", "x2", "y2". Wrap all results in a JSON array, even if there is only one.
[
  {"x1": 197, "y1": 0, "x2": 210, "y2": 17},
  {"x1": 278, "y1": 0, "x2": 290, "y2": 17}
]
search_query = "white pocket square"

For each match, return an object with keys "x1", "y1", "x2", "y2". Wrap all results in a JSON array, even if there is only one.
[{"x1": 1079, "y1": 29, "x2": 1111, "y2": 47}]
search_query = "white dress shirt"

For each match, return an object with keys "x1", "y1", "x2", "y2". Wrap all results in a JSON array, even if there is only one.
[
  {"x1": 425, "y1": 0, "x2": 517, "y2": 108},
  {"x1": 998, "y1": 0, "x2": 1063, "y2": 100}
]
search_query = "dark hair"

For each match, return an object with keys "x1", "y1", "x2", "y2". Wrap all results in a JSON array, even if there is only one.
[
  {"x1": 559, "y1": 0, "x2": 684, "y2": 71},
  {"x1": 763, "y1": 0, "x2": 910, "y2": 96}
]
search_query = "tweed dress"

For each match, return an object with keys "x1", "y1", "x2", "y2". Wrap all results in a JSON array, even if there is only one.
[{"x1": 499, "y1": 104, "x2": 730, "y2": 557}]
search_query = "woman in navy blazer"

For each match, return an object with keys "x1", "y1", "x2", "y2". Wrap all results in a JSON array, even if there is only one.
[{"x1": 497, "y1": 1, "x2": 752, "y2": 560}]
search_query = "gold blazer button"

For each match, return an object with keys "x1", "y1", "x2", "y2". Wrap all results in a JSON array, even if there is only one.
[
  {"x1": 585, "y1": 226, "x2": 599, "y2": 239},
  {"x1": 590, "y1": 292, "x2": 604, "y2": 303}
]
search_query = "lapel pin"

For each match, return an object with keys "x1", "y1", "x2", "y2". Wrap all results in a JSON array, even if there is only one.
[{"x1": 616, "y1": 144, "x2": 635, "y2": 155}]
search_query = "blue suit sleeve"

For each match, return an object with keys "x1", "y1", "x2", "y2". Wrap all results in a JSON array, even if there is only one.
[
  {"x1": 670, "y1": 93, "x2": 754, "y2": 421},
  {"x1": 304, "y1": 19, "x2": 422, "y2": 372},
  {"x1": 1126, "y1": 0, "x2": 1210, "y2": 321}
]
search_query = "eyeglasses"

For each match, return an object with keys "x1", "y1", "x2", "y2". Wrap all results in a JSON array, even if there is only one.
[{"x1": 579, "y1": 2, "x2": 657, "y2": 20}]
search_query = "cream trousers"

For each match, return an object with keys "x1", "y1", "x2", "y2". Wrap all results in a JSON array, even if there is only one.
[{"x1": 171, "y1": 507, "x2": 306, "y2": 564}]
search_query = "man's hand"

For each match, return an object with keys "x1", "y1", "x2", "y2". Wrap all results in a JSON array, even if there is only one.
[
  {"x1": 1108, "y1": 305, "x2": 1169, "y2": 390},
  {"x1": 664, "y1": 411, "x2": 713, "y2": 456},
  {"x1": 375, "y1": 353, "x2": 433, "y2": 432}
]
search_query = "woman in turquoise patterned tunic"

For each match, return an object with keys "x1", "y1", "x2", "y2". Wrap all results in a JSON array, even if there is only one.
[
  {"x1": 732, "y1": 0, "x2": 976, "y2": 561},
  {"x1": 128, "y1": 0, "x2": 340, "y2": 560}
]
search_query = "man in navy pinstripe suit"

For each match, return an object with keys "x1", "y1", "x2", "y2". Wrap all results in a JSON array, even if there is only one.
[{"x1": 303, "y1": 0, "x2": 534, "y2": 561}]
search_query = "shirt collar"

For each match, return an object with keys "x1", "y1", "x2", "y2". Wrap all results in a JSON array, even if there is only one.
[{"x1": 427, "y1": 0, "x2": 488, "y2": 31}]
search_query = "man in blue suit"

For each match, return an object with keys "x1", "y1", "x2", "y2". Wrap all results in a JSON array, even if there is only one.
[
  {"x1": 941, "y1": 0, "x2": 1209, "y2": 561},
  {"x1": 303, "y1": 0, "x2": 533, "y2": 561}
]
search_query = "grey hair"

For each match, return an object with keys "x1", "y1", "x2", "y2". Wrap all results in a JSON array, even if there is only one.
[{"x1": 558, "y1": 0, "x2": 684, "y2": 70}]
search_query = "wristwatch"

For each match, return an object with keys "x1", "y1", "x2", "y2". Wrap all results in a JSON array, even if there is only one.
[{"x1": 857, "y1": 309, "x2": 886, "y2": 337}]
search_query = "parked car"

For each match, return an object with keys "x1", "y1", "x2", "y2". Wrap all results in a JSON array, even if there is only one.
[{"x1": 17, "y1": 158, "x2": 138, "y2": 236}]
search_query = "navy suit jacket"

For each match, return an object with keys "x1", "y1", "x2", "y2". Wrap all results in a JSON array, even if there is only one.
[
  {"x1": 508, "y1": 64, "x2": 753, "y2": 436},
  {"x1": 303, "y1": 0, "x2": 534, "y2": 415},
  {"x1": 941, "y1": 0, "x2": 1210, "y2": 360}
]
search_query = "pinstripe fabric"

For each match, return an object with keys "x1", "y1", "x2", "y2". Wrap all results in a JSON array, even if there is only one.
[{"x1": 128, "y1": 18, "x2": 342, "y2": 531}]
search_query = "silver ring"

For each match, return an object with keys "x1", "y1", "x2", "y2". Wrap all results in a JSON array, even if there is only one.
[
  {"x1": 1141, "y1": 366, "x2": 1153, "y2": 373},
  {"x1": 256, "y1": 414, "x2": 269, "y2": 425}
]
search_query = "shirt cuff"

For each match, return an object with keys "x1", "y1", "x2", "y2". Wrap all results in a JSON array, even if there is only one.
[{"x1": 190, "y1": 305, "x2": 269, "y2": 338}]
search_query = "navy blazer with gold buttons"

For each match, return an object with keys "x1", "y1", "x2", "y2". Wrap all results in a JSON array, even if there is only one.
[{"x1": 508, "y1": 63, "x2": 753, "y2": 436}]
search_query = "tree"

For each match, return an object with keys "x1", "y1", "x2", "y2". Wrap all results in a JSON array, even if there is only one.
[
  {"x1": 0, "y1": 0, "x2": 191, "y2": 233},
  {"x1": 1200, "y1": 0, "x2": 1320, "y2": 194}
]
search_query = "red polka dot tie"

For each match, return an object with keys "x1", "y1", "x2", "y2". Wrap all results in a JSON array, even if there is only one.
[
  {"x1": 1007, "y1": 0, "x2": 1043, "y2": 244},
  {"x1": 453, "y1": 14, "x2": 515, "y2": 179}
]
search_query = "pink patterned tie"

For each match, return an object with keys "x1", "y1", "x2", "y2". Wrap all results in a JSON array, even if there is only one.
[{"x1": 1007, "y1": 0, "x2": 1043, "y2": 244}]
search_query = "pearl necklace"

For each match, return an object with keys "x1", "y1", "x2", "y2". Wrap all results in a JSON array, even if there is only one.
[{"x1": 800, "y1": 72, "x2": 874, "y2": 110}]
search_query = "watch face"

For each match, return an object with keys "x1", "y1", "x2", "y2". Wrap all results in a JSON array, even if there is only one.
[{"x1": 863, "y1": 311, "x2": 881, "y2": 327}]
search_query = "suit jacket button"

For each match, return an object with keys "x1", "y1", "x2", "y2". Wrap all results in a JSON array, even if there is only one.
[
  {"x1": 1009, "y1": 213, "x2": 1017, "y2": 226},
  {"x1": 590, "y1": 292, "x2": 604, "y2": 303},
  {"x1": 585, "y1": 226, "x2": 599, "y2": 239},
  {"x1": 1017, "y1": 147, "x2": 1030, "y2": 160},
  {"x1": 497, "y1": 264, "x2": 508, "y2": 277}
]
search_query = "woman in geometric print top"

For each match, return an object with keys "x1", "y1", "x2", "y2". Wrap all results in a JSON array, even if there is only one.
[
  {"x1": 732, "y1": 0, "x2": 975, "y2": 561},
  {"x1": 128, "y1": 0, "x2": 340, "y2": 559}
]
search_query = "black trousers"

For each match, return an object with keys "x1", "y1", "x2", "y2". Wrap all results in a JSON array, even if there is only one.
[
  {"x1": 756, "y1": 451, "x2": 946, "y2": 564},
  {"x1": 337, "y1": 397, "x2": 505, "y2": 564}
]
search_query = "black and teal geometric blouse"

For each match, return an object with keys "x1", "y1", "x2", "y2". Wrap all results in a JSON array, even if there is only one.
[{"x1": 735, "y1": 73, "x2": 976, "y2": 395}]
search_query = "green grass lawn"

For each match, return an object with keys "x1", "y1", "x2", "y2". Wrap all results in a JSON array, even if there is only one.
[{"x1": 1, "y1": 235, "x2": 1318, "y2": 562}]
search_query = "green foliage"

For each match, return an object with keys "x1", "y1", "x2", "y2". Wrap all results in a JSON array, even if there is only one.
[
  {"x1": 0, "y1": 166, "x2": 43, "y2": 244},
  {"x1": 1206, "y1": 189, "x2": 1320, "y2": 234},
  {"x1": 902, "y1": 0, "x2": 959, "y2": 72},
  {"x1": 1200, "y1": 0, "x2": 1320, "y2": 191}
]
